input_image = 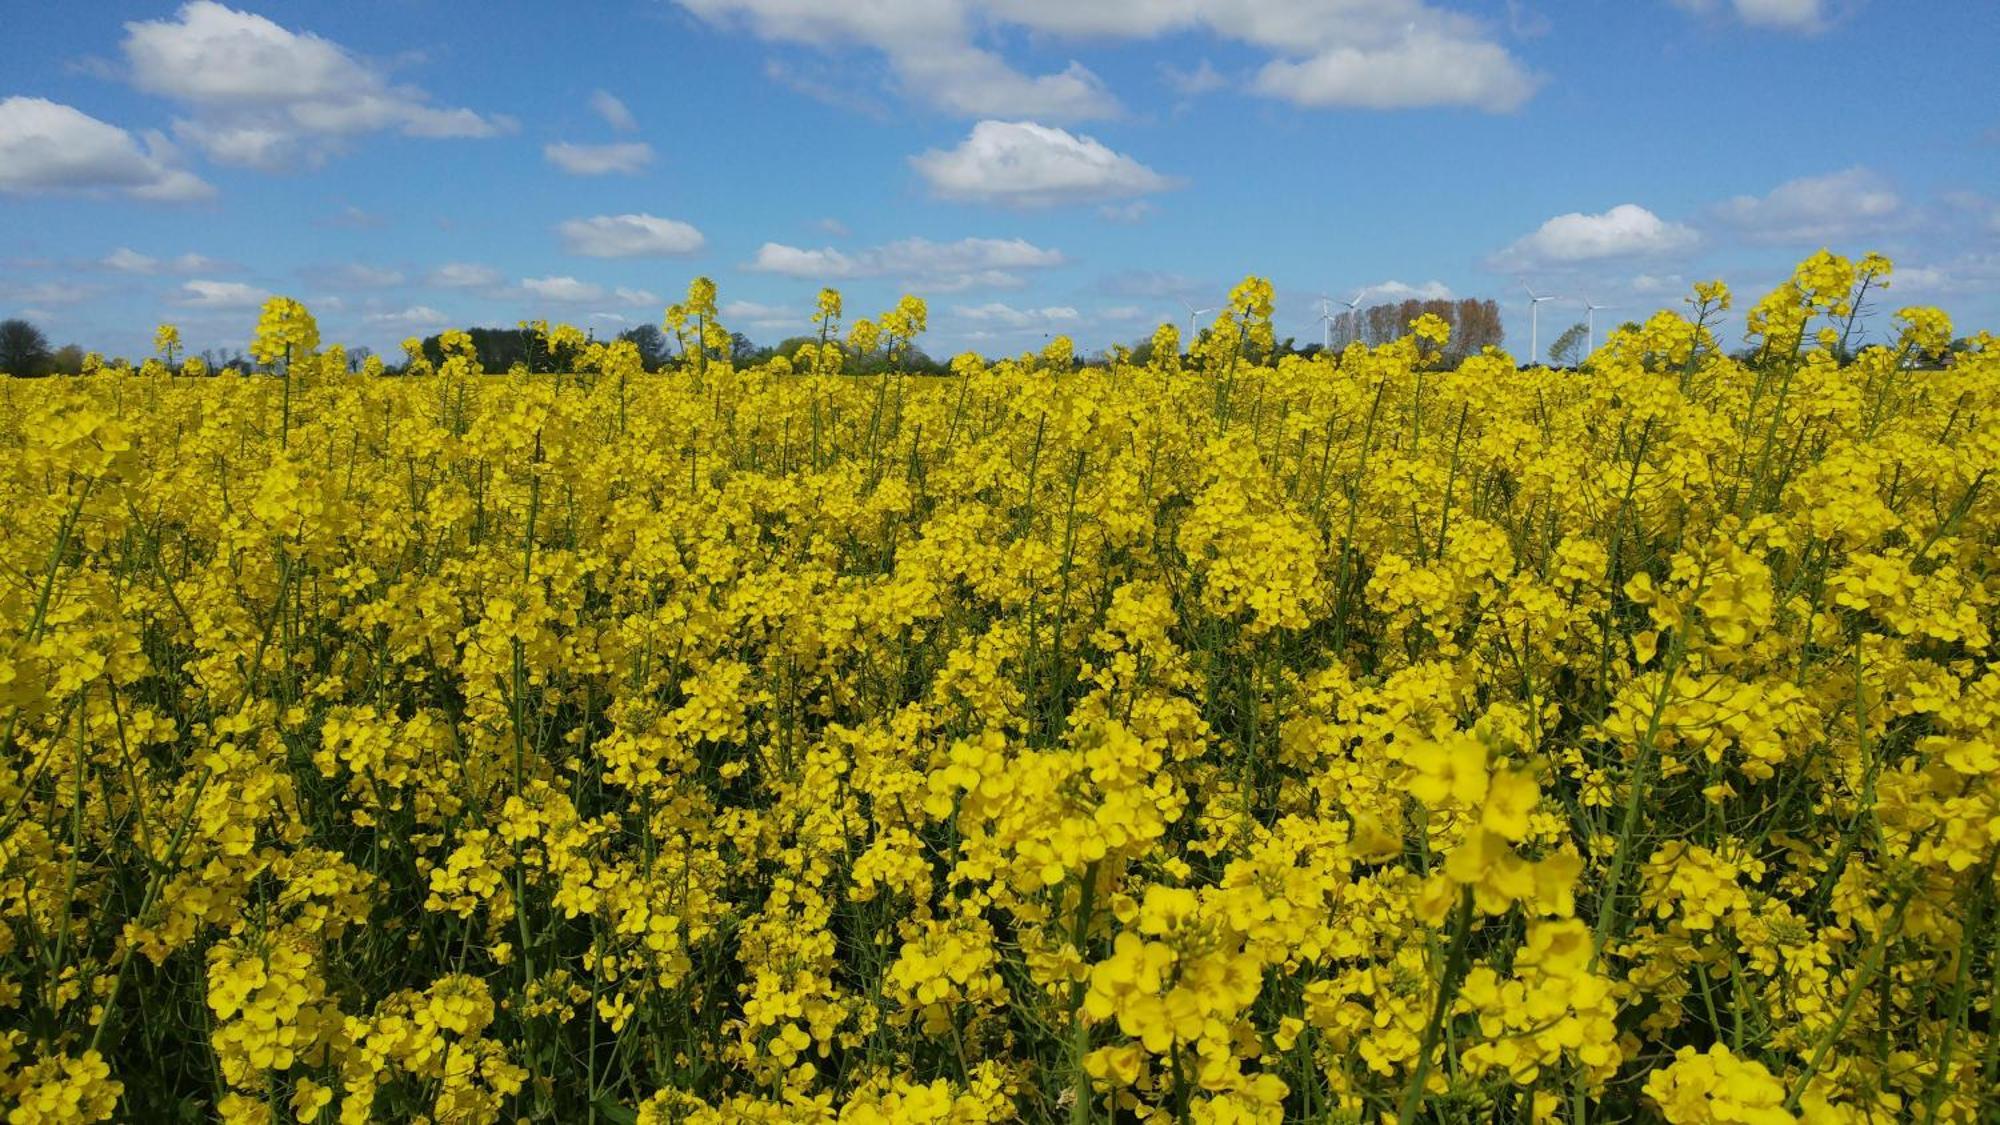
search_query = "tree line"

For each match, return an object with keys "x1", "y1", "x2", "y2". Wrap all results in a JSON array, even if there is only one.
[{"x1": 1345, "y1": 297, "x2": 1504, "y2": 359}]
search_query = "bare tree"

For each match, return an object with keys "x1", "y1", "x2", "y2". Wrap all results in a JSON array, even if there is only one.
[{"x1": 0, "y1": 319, "x2": 53, "y2": 377}]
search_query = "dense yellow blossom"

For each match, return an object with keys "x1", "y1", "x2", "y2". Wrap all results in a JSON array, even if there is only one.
[{"x1": 0, "y1": 251, "x2": 1994, "y2": 1121}]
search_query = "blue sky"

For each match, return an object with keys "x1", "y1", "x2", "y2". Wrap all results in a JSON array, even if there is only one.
[{"x1": 2, "y1": 0, "x2": 1997, "y2": 361}]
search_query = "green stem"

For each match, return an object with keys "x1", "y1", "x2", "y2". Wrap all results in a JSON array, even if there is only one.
[{"x1": 1397, "y1": 886, "x2": 1475, "y2": 1125}]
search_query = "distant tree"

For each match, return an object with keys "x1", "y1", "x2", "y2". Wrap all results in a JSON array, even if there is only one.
[
  {"x1": 1349, "y1": 297, "x2": 1503, "y2": 364},
  {"x1": 48, "y1": 344, "x2": 86, "y2": 376},
  {"x1": 1549, "y1": 322, "x2": 1588, "y2": 367},
  {"x1": 415, "y1": 327, "x2": 585, "y2": 373},
  {"x1": 348, "y1": 345, "x2": 373, "y2": 373},
  {"x1": 729, "y1": 332, "x2": 760, "y2": 364},
  {"x1": 618, "y1": 324, "x2": 669, "y2": 370},
  {"x1": 770, "y1": 335, "x2": 817, "y2": 361},
  {"x1": 0, "y1": 319, "x2": 52, "y2": 377}
]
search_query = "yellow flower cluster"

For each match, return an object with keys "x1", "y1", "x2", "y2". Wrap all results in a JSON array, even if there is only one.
[{"x1": 0, "y1": 250, "x2": 1995, "y2": 1122}]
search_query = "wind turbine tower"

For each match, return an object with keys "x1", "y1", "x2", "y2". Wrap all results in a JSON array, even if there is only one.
[
  {"x1": 1583, "y1": 297, "x2": 1617, "y2": 356},
  {"x1": 1178, "y1": 297, "x2": 1216, "y2": 347},
  {"x1": 1522, "y1": 281, "x2": 1556, "y2": 365},
  {"x1": 1316, "y1": 296, "x2": 1338, "y2": 352}
]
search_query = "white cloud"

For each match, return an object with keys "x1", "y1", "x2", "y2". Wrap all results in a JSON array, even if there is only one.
[
  {"x1": 1942, "y1": 192, "x2": 2000, "y2": 236},
  {"x1": 516, "y1": 278, "x2": 663, "y2": 306},
  {"x1": 175, "y1": 279, "x2": 269, "y2": 310},
  {"x1": 912, "y1": 120, "x2": 1176, "y2": 207},
  {"x1": 816, "y1": 217, "x2": 851, "y2": 237},
  {"x1": 1098, "y1": 269, "x2": 1207, "y2": 300},
  {"x1": 428, "y1": 263, "x2": 504, "y2": 289},
  {"x1": 1099, "y1": 200, "x2": 1156, "y2": 223},
  {"x1": 519, "y1": 276, "x2": 605, "y2": 303},
  {"x1": 0, "y1": 281, "x2": 95, "y2": 306},
  {"x1": 322, "y1": 203, "x2": 385, "y2": 229},
  {"x1": 1492, "y1": 204, "x2": 1698, "y2": 269},
  {"x1": 1712, "y1": 167, "x2": 1902, "y2": 244},
  {"x1": 1354, "y1": 280, "x2": 1455, "y2": 304},
  {"x1": 365, "y1": 305, "x2": 449, "y2": 328},
  {"x1": 954, "y1": 302, "x2": 1081, "y2": 329},
  {"x1": 590, "y1": 90, "x2": 638, "y2": 131},
  {"x1": 0, "y1": 96, "x2": 213, "y2": 201},
  {"x1": 722, "y1": 299, "x2": 802, "y2": 331},
  {"x1": 747, "y1": 235, "x2": 1065, "y2": 291},
  {"x1": 313, "y1": 263, "x2": 405, "y2": 288},
  {"x1": 1099, "y1": 305, "x2": 1152, "y2": 322},
  {"x1": 1671, "y1": 0, "x2": 1826, "y2": 32},
  {"x1": 104, "y1": 248, "x2": 158, "y2": 273},
  {"x1": 1881, "y1": 253, "x2": 2000, "y2": 299},
  {"x1": 102, "y1": 249, "x2": 224, "y2": 275},
  {"x1": 678, "y1": 1, "x2": 1539, "y2": 116},
  {"x1": 680, "y1": 0, "x2": 1118, "y2": 119},
  {"x1": 544, "y1": 141, "x2": 654, "y2": 175},
  {"x1": 121, "y1": 1, "x2": 512, "y2": 169},
  {"x1": 1160, "y1": 59, "x2": 1226, "y2": 97},
  {"x1": 558, "y1": 213, "x2": 707, "y2": 258},
  {"x1": 1250, "y1": 28, "x2": 1540, "y2": 112}
]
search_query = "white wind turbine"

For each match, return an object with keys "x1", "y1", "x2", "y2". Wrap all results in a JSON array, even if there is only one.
[
  {"x1": 1339, "y1": 290, "x2": 1364, "y2": 347},
  {"x1": 1522, "y1": 280, "x2": 1557, "y2": 365},
  {"x1": 1583, "y1": 297, "x2": 1617, "y2": 356},
  {"x1": 1178, "y1": 297, "x2": 1215, "y2": 347},
  {"x1": 1315, "y1": 296, "x2": 1340, "y2": 351}
]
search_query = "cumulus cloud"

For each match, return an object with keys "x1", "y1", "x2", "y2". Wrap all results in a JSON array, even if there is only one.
[
  {"x1": 677, "y1": 0, "x2": 1539, "y2": 115},
  {"x1": 953, "y1": 302, "x2": 1082, "y2": 329},
  {"x1": 1250, "y1": 28, "x2": 1540, "y2": 112},
  {"x1": 722, "y1": 300, "x2": 802, "y2": 331},
  {"x1": 1099, "y1": 201, "x2": 1156, "y2": 224},
  {"x1": 558, "y1": 213, "x2": 707, "y2": 258},
  {"x1": 1712, "y1": 167, "x2": 1902, "y2": 244},
  {"x1": 321, "y1": 203, "x2": 386, "y2": 229},
  {"x1": 428, "y1": 263, "x2": 505, "y2": 289},
  {"x1": 1353, "y1": 280, "x2": 1455, "y2": 304},
  {"x1": 365, "y1": 305, "x2": 449, "y2": 328},
  {"x1": 120, "y1": 1, "x2": 512, "y2": 169},
  {"x1": 104, "y1": 248, "x2": 158, "y2": 273},
  {"x1": 309, "y1": 263, "x2": 405, "y2": 288},
  {"x1": 1160, "y1": 59, "x2": 1226, "y2": 97},
  {"x1": 103, "y1": 248, "x2": 227, "y2": 274},
  {"x1": 1878, "y1": 252, "x2": 2000, "y2": 299},
  {"x1": 1491, "y1": 204, "x2": 1698, "y2": 269},
  {"x1": 1671, "y1": 0, "x2": 1826, "y2": 32},
  {"x1": 912, "y1": 121, "x2": 1175, "y2": 207},
  {"x1": 544, "y1": 141, "x2": 654, "y2": 175},
  {"x1": 516, "y1": 277, "x2": 660, "y2": 306},
  {"x1": 746, "y1": 236, "x2": 1065, "y2": 292},
  {"x1": 174, "y1": 279, "x2": 269, "y2": 310},
  {"x1": 0, "y1": 281, "x2": 96, "y2": 306},
  {"x1": 679, "y1": 0, "x2": 1119, "y2": 119},
  {"x1": 518, "y1": 276, "x2": 605, "y2": 303},
  {"x1": 0, "y1": 97, "x2": 212, "y2": 201},
  {"x1": 590, "y1": 90, "x2": 638, "y2": 131},
  {"x1": 1942, "y1": 191, "x2": 2000, "y2": 237}
]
